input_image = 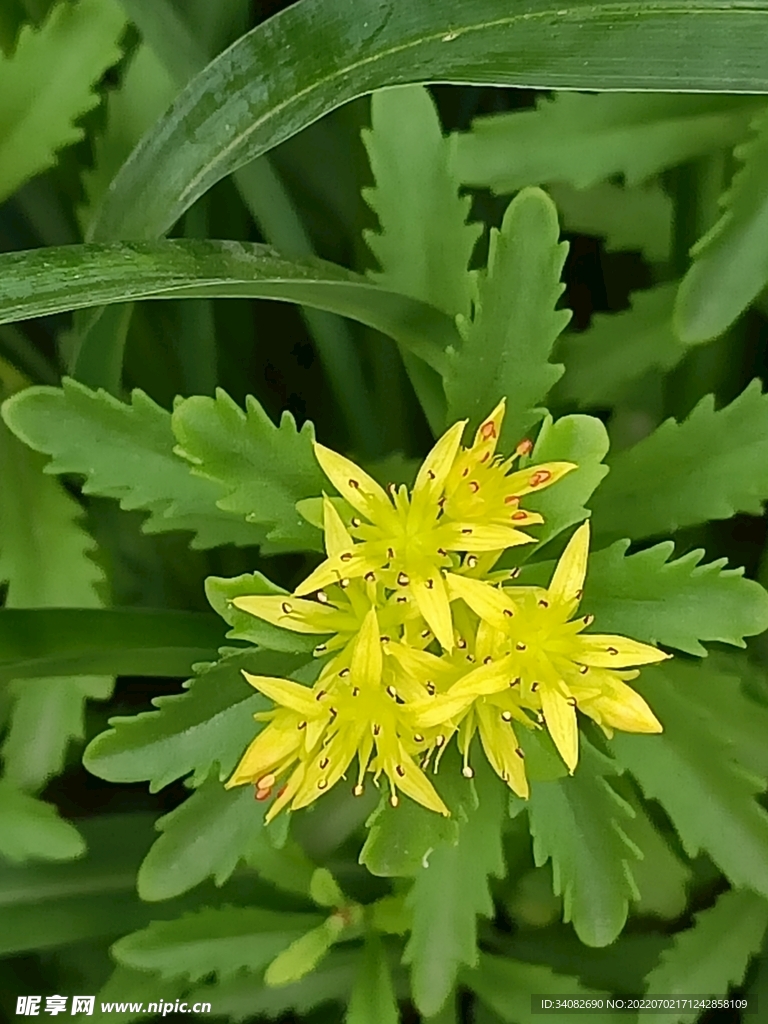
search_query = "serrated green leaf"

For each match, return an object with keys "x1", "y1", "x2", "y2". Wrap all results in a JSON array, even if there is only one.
[
  {"x1": 0, "y1": 780, "x2": 85, "y2": 863},
  {"x1": 445, "y1": 187, "x2": 570, "y2": 446},
  {"x1": 643, "y1": 888, "x2": 768, "y2": 1024},
  {"x1": 454, "y1": 94, "x2": 761, "y2": 193},
  {"x1": 346, "y1": 932, "x2": 399, "y2": 1024},
  {"x1": 205, "y1": 573, "x2": 316, "y2": 654},
  {"x1": 548, "y1": 181, "x2": 673, "y2": 263},
  {"x1": 677, "y1": 105, "x2": 768, "y2": 343},
  {"x1": 0, "y1": 414, "x2": 113, "y2": 790},
  {"x1": 137, "y1": 774, "x2": 280, "y2": 901},
  {"x1": 590, "y1": 380, "x2": 768, "y2": 543},
  {"x1": 522, "y1": 413, "x2": 608, "y2": 548},
  {"x1": 464, "y1": 953, "x2": 620, "y2": 1024},
  {"x1": 187, "y1": 947, "x2": 362, "y2": 1022},
  {"x1": 90, "y1": 967, "x2": 186, "y2": 1024},
  {"x1": 172, "y1": 390, "x2": 325, "y2": 552},
  {"x1": 0, "y1": 0, "x2": 126, "y2": 203},
  {"x1": 527, "y1": 742, "x2": 640, "y2": 947},
  {"x1": 80, "y1": 43, "x2": 177, "y2": 229},
  {"x1": 611, "y1": 662, "x2": 768, "y2": 898},
  {"x1": 404, "y1": 757, "x2": 506, "y2": 1017},
  {"x1": 2, "y1": 379, "x2": 263, "y2": 549},
  {"x1": 554, "y1": 284, "x2": 686, "y2": 409},
  {"x1": 83, "y1": 648, "x2": 309, "y2": 792},
  {"x1": 363, "y1": 85, "x2": 481, "y2": 319},
  {"x1": 112, "y1": 905, "x2": 324, "y2": 983},
  {"x1": 581, "y1": 540, "x2": 768, "y2": 656}
]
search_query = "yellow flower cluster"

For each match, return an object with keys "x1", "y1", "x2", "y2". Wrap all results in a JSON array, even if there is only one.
[{"x1": 226, "y1": 402, "x2": 668, "y2": 820}]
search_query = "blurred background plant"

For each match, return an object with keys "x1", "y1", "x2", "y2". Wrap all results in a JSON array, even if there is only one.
[{"x1": 3, "y1": 1, "x2": 768, "y2": 1023}]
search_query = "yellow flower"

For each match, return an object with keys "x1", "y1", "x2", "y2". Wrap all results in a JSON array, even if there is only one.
[
  {"x1": 226, "y1": 607, "x2": 449, "y2": 820},
  {"x1": 417, "y1": 521, "x2": 668, "y2": 777},
  {"x1": 295, "y1": 403, "x2": 574, "y2": 651}
]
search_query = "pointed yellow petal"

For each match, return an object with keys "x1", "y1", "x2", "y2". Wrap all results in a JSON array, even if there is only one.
[
  {"x1": 471, "y1": 399, "x2": 506, "y2": 453},
  {"x1": 294, "y1": 550, "x2": 371, "y2": 596},
  {"x1": 579, "y1": 673, "x2": 663, "y2": 734},
  {"x1": 291, "y1": 726, "x2": 361, "y2": 810},
  {"x1": 447, "y1": 655, "x2": 515, "y2": 698},
  {"x1": 575, "y1": 635, "x2": 670, "y2": 669},
  {"x1": 233, "y1": 594, "x2": 353, "y2": 634},
  {"x1": 412, "y1": 420, "x2": 466, "y2": 507},
  {"x1": 388, "y1": 744, "x2": 450, "y2": 816},
  {"x1": 322, "y1": 495, "x2": 354, "y2": 557},
  {"x1": 264, "y1": 764, "x2": 305, "y2": 822},
  {"x1": 225, "y1": 716, "x2": 301, "y2": 788},
  {"x1": 476, "y1": 703, "x2": 529, "y2": 798},
  {"x1": 502, "y1": 461, "x2": 577, "y2": 498},
  {"x1": 540, "y1": 687, "x2": 579, "y2": 773},
  {"x1": 241, "y1": 672, "x2": 321, "y2": 717},
  {"x1": 350, "y1": 607, "x2": 383, "y2": 689},
  {"x1": 446, "y1": 573, "x2": 516, "y2": 631},
  {"x1": 548, "y1": 521, "x2": 590, "y2": 607},
  {"x1": 313, "y1": 443, "x2": 390, "y2": 521},
  {"x1": 411, "y1": 573, "x2": 454, "y2": 651},
  {"x1": 443, "y1": 522, "x2": 539, "y2": 551},
  {"x1": 411, "y1": 693, "x2": 473, "y2": 729}
]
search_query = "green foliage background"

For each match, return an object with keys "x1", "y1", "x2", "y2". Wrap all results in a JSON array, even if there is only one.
[{"x1": 3, "y1": 1, "x2": 768, "y2": 1022}]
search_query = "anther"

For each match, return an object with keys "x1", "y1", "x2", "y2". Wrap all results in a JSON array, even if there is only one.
[
  {"x1": 462, "y1": 527, "x2": 473, "y2": 535},
  {"x1": 567, "y1": 697, "x2": 577, "y2": 707},
  {"x1": 437, "y1": 547, "x2": 447, "y2": 556},
  {"x1": 466, "y1": 555, "x2": 478, "y2": 569},
  {"x1": 340, "y1": 551, "x2": 353, "y2": 562},
  {"x1": 373, "y1": 724, "x2": 381, "y2": 736},
  {"x1": 607, "y1": 646, "x2": 619, "y2": 655},
  {"x1": 457, "y1": 637, "x2": 467, "y2": 649},
  {"x1": 316, "y1": 689, "x2": 327, "y2": 699},
  {"x1": 579, "y1": 665, "x2": 589, "y2": 675},
  {"x1": 390, "y1": 794, "x2": 400, "y2": 807},
  {"x1": 380, "y1": 634, "x2": 390, "y2": 644},
  {"x1": 414, "y1": 734, "x2": 425, "y2": 743},
  {"x1": 350, "y1": 517, "x2": 361, "y2": 528},
  {"x1": 538, "y1": 599, "x2": 549, "y2": 608},
  {"x1": 469, "y1": 481, "x2": 480, "y2": 493},
  {"x1": 516, "y1": 642, "x2": 527, "y2": 651},
  {"x1": 397, "y1": 572, "x2": 410, "y2": 586},
  {"x1": 462, "y1": 765, "x2": 475, "y2": 778},
  {"x1": 575, "y1": 588, "x2": 584, "y2": 599},
  {"x1": 501, "y1": 711, "x2": 513, "y2": 722},
  {"x1": 314, "y1": 644, "x2": 328, "y2": 654},
  {"x1": 387, "y1": 686, "x2": 398, "y2": 699},
  {"x1": 480, "y1": 451, "x2": 491, "y2": 463},
  {"x1": 421, "y1": 628, "x2": 431, "y2": 639},
  {"x1": 319, "y1": 757, "x2": 329, "y2": 769},
  {"x1": 505, "y1": 494, "x2": 520, "y2": 505},
  {"x1": 510, "y1": 678, "x2": 520, "y2": 687},
  {"x1": 466, "y1": 653, "x2": 475, "y2": 662},
  {"x1": 515, "y1": 747, "x2": 525, "y2": 759},
  {"x1": 281, "y1": 601, "x2": 292, "y2": 614},
  {"x1": 509, "y1": 567, "x2": 521, "y2": 579},
  {"x1": 503, "y1": 608, "x2": 514, "y2": 618},
  {"x1": 348, "y1": 479, "x2": 360, "y2": 489},
  {"x1": 435, "y1": 734, "x2": 446, "y2": 747},
  {"x1": 397, "y1": 596, "x2": 407, "y2": 603},
  {"x1": 353, "y1": 783, "x2": 364, "y2": 796},
  {"x1": 583, "y1": 615, "x2": 594, "y2": 626},
  {"x1": 317, "y1": 779, "x2": 328, "y2": 790},
  {"x1": 255, "y1": 788, "x2": 271, "y2": 801},
  {"x1": 352, "y1": 687, "x2": 360, "y2": 697},
  {"x1": 530, "y1": 470, "x2": 551, "y2": 487},
  {"x1": 426, "y1": 681, "x2": 436, "y2": 695},
  {"x1": 339, "y1": 578, "x2": 350, "y2": 588},
  {"x1": 531, "y1": 681, "x2": 539, "y2": 692},
  {"x1": 481, "y1": 420, "x2": 497, "y2": 440},
  {"x1": 298, "y1": 720, "x2": 307, "y2": 729},
  {"x1": 365, "y1": 571, "x2": 376, "y2": 582},
  {"x1": 426, "y1": 578, "x2": 434, "y2": 590},
  {"x1": 484, "y1": 656, "x2": 493, "y2": 665},
  {"x1": 396, "y1": 764, "x2": 406, "y2": 777},
  {"x1": 339, "y1": 668, "x2": 350, "y2": 678},
  {"x1": 512, "y1": 511, "x2": 528, "y2": 521},
  {"x1": 316, "y1": 591, "x2": 329, "y2": 604},
  {"x1": 257, "y1": 774, "x2": 276, "y2": 790},
  {"x1": 387, "y1": 547, "x2": 395, "y2": 559},
  {"x1": 462, "y1": 467, "x2": 469, "y2": 478},
  {"x1": 516, "y1": 439, "x2": 533, "y2": 456},
  {"x1": 427, "y1": 469, "x2": 436, "y2": 480}
]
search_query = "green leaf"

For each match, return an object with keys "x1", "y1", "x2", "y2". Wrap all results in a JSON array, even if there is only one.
[
  {"x1": 2, "y1": 378, "x2": 263, "y2": 550},
  {"x1": 0, "y1": 0, "x2": 126, "y2": 203},
  {"x1": 0, "y1": 414, "x2": 113, "y2": 790},
  {"x1": 590, "y1": 380, "x2": 768, "y2": 543},
  {"x1": 309, "y1": 868, "x2": 345, "y2": 909},
  {"x1": 79, "y1": 42, "x2": 177, "y2": 229},
  {"x1": 205, "y1": 573, "x2": 317, "y2": 654},
  {"x1": 346, "y1": 932, "x2": 399, "y2": 1024},
  {"x1": 527, "y1": 742, "x2": 640, "y2": 947},
  {"x1": 404, "y1": 758, "x2": 506, "y2": 1017},
  {"x1": 187, "y1": 947, "x2": 362, "y2": 1022},
  {"x1": 643, "y1": 888, "x2": 768, "y2": 1024},
  {"x1": 465, "y1": 953, "x2": 620, "y2": 1024},
  {"x1": 90, "y1": 968, "x2": 187, "y2": 1024},
  {"x1": 581, "y1": 540, "x2": 768, "y2": 656},
  {"x1": 522, "y1": 413, "x2": 609, "y2": 548},
  {"x1": 445, "y1": 188, "x2": 570, "y2": 446},
  {"x1": 363, "y1": 84, "x2": 480, "y2": 319},
  {"x1": 454, "y1": 94, "x2": 761, "y2": 193},
  {"x1": 611, "y1": 662, "x2": 768, "y2": 898},
  {"x1": 172, "y1": 390, "x2": 325, "y2": 552},
  {"x1": 89, "y1": 1, "x2": 768, "y2": 245},
  {"x1": 0, "y1": 780, "x2": 85, "y2": 863},
  {"x1": 83, "y1": 648, "x2": 309, "y2": 792},
  {"x1": 112, "y1": 905, "x2": 324, "y2": 983},
  {"x1": 264, "y1": 918, "x2": 343, "y2": 987},
  {"x1": 548, "y1": 181, "x2": 673, "y2": 263},
  {"x1": 137, "y1": 774, "x2": 277, "y2": 901},
  {"x1": 0, "y1": 242, "x2": 457, "y2": 377},
  {"x1": 554, "y1": 284, "x2": 686, "y2": 409},
  {"x1": 677, "y1": 106, "x2": 768, "y2": 343},
  {"x1": 0, "y1": 607, "x2": 224, "y2": 682}
]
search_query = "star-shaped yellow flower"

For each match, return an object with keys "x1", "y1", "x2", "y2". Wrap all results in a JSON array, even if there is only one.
[
  {"x1": 414, "y1": 521, "x2": 668, "y2": 777},
  {"x1": 295, "y1": 403, "x2": 574, "y2": 651}
]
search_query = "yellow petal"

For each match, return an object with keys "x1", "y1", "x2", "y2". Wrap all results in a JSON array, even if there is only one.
[
  {"x1": 294, "y1": 549, "x2": 371, "y2": 596},
  {"x1": 470, "y1": 399, "x2": 506, "y2": 454},
  {"x1": 411, "y1": 573, "x2": 454, "y2": 651},
  {"x1": 388, "y1": 744, "x2": 450, "y2": 816},
  {"x1": 411, "y1": 693, "x2": 473, "y2": 729},
  {"x1": 502, "y1": 461, "x2": 577, "y2": 498},
  {"x1": 446, "y1": 572, "x2": 516, "y2": 631},
  {"x1": 548, "y1": 520, "x2": 590, "y2": 608},
  {"x1": 540, "y1": 686, "x2": 579, "y2": 773},
  {"x1": 265, "y1": 764, "x2": 305, "y2": 822},
  {"x1": 291, "y1": 725, "x2": 362, "y2": 810},
  {"x1": 233, "y1": 594, "x2": 353, "y2": 634},
  {"x1": 443, "y1": 521, "x2": 539, "y2": 551},
  {"x1": 579, "y1": 672, "x2": 663, "y2": 734},
  {"x1": 322, "y1": 495, "x2": 354, "y2": 557},
  {"x1": 241, "y1": 672, "x2": 321, "y2": 717},
  {"x1": 313, "y1": 443, "x2": 391, "y2": 522},
  {"x1": 447, "y1": 655, "x2": 515, "y2": 698},
  {"x1": 350, "y1": 607, "x2": 383, "y2": 689},
  {"x1": 575, "y1": 634, "x2": 670, "y2": 669},
  {"x1": 412, "y1": 420, "x2": 466, "y2": 509},
  {"x1": 476, "y1": 703, "x2": 529, "y2": 799},
  {"x1": 225, "y1": 715, "x2": 301, "y2": 788}
]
